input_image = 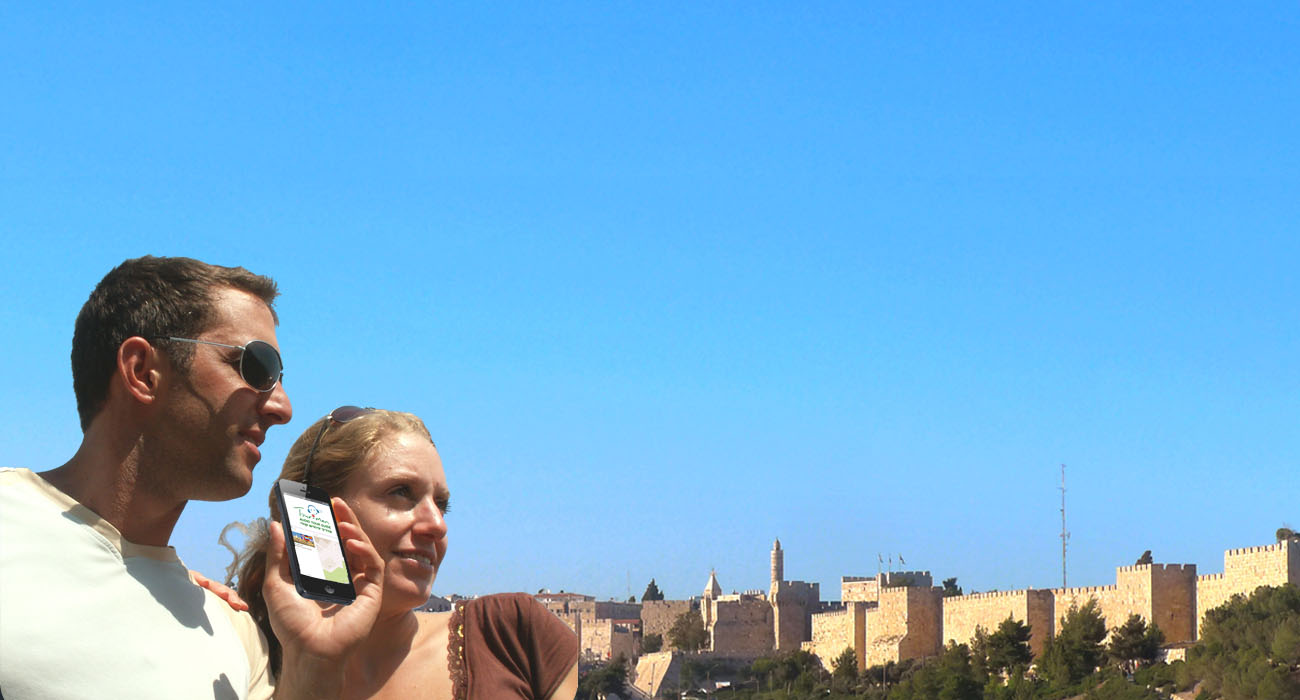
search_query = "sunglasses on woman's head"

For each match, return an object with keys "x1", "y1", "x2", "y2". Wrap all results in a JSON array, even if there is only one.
[
  {"x1": 304, "y1": 405, "x2": 377, "y2": 486},
  {"x1": 158, "y1": 337, "x2": 284, "y2": 392}
]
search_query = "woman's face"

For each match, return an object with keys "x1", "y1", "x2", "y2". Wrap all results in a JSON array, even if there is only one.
[{"x1": 339, "y1": 430, "x2": 449, "y2": 611}]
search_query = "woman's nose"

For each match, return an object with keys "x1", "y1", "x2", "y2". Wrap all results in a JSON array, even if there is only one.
[{"x1": 414, "y1": 499, "x2": 447, "y2": 537}]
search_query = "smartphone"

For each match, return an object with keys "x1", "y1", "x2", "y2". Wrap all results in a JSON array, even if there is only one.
[{"x1": 271, "y1": 479, "x2": 356, "y2": 605}]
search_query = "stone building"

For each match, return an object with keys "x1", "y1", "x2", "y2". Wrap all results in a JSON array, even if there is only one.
[{"x1": 538, "y1": 591, "x2": 643, "y2": 662}]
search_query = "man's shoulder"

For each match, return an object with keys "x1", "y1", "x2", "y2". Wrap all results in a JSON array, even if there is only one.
[
  {"x1": 1, "y1": 466, "x2": 34, "y2": 482},
  {"x1": 198, "y1": 585, "x2": 276, "y2": 699},
  {"x1": 0, "y1": 468, "x2": 62, "y2": 519},
  {"x1": 2, "y1": 467, "x2": 60, "y2": 499}
]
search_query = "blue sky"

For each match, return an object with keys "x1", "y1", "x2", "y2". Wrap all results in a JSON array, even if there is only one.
[{"x1": 2, "y1": 3, "x2": 1296, "y2": 602}]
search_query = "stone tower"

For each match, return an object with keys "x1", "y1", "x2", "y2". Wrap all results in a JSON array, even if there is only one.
[
  {"x1": 704, "y1": 569, "x2": 722, "y2": 600},
  {"x1": 771, "y1": 538, "x2": 784, "y2": 589}
]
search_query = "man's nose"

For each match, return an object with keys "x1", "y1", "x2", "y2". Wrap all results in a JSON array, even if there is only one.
[{"x1": 260, "y1": 381, "x2": 292, "y2": 426}]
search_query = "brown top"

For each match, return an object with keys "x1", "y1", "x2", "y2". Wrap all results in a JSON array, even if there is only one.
[{"x1": 448, "y1": 593, "x2": 579, "y2": 700}]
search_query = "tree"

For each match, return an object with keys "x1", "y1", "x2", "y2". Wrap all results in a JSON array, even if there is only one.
[
  {"x1": 641, "y1": 578, "x2": 664, "y2": 602},
  {"x1": 1039, "y1": 599, "x2": 1107, "y2": 688},
  {"x1": 890, "y1": 643, "x2": 981, "y2": 700},
  {"x1": 1107, "y1": 614, "x2": 1164, "y2": 674},
  {"x1": 1277, "y1": 527, "x2": 1297, "y2": 542},
  {"x1": 1185, "y1": 585, "x2": 1300, "y2": 700},
  {"x1": 942, "y1": 577, "x2": 963, "y2": 597},
  {"x1": 667, "y1": 608, "x2": 709, "y2": 653},
  {"x1": 641, "y1": 632, "x2": 663, "y2": 654},
  {"x1": 831, "y1": 646, "x2": 857, "y2": 693},
  {"x1": 1134, "y1": 550, "x2": 1153, "y2": 565},
  {"x1": 984, "y1": 615, "x2": 1033, "y2": 677},
  {"x1": 749, "y1": 649, "x2": 826, "y2": 694},
  {"x1": 576, "y1": 654, "x2": 627, "y2": 700}
]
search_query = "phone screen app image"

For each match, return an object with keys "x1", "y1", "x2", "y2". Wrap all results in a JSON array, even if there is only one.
[{"x1": 282, "y1": 493, "x2": 349, "y2": 583}]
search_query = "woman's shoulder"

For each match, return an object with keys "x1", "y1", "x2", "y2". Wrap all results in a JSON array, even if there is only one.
[
  {"x1": 460, "y1": 593, "x2": 577, "y2": 649},
  {"x1": 459, "y1": 594, "x2": 578, "y2": 699}
]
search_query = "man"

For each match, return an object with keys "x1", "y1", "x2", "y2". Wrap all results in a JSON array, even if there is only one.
[{"x1": 0, "y1": 256, "x2": 381, "y2": 699}]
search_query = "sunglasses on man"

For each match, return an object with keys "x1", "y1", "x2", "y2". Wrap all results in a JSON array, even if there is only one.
[{"x1": 157, "y1": 337, "x2": 284, "y2": 393}]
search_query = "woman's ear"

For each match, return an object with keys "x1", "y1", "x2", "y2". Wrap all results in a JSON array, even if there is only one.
[{"x1": 117, "y1": 336, "x2": 164, "y2": 405}]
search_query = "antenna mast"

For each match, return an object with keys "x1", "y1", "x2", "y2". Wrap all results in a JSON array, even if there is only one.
[{"x1": 1060, "y1": 464, "x2": 1069, "y2": 588}]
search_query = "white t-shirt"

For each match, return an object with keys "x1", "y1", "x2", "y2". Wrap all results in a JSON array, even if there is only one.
[{"x1": 0, "y1": 468, "x2": 274, "y2": 699}]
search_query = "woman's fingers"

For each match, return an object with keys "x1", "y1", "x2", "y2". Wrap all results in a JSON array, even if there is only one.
[
  {"x1": 332, "y1": 499, "x2": 384, "y2": 582},
  {"x1": 191, "y1": 569, "x2": 249, "y2": 611}
]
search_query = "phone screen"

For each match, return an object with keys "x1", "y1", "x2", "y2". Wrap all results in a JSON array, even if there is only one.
[{"x1": 281, "y1": 491, "x2": 350, "y2": 584}]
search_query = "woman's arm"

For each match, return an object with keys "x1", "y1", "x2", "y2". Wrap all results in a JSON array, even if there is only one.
[{"x1": 265, "y1": 499, "x2": 385, "y2": 700}]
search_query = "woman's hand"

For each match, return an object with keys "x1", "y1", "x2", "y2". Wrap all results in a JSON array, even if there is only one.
[
  {"x1": 191, "y1": 569, "x2": 249, "y2": 612},
  {"x1": 263, "y1": 498, "x2": 385, "y2": 700}
]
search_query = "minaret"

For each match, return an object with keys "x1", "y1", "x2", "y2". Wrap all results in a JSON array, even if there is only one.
[{"x1": 771, "y1": 538, "x2": 784, "y2": 588}]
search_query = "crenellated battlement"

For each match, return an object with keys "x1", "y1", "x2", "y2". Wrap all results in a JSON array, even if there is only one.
[
  {"x1": 1116, "y1": 563, "x2": 1197, "y2": 574},
  {"x1": 1197, "y1": 572, "x2": 1225, "y2": 582},
  {"x1": 1051, "y1": 584, "x2": 1117, "y2": 596},
  {"x1": 1225, "y1": 542, "x2": 1288, "y2": 558},
  {"x1": 881, "y1": 571, "x2": 932, "y2": 588},
  {"x1": 948, "y1": 588, "x2": 1041, "y2": 602}
]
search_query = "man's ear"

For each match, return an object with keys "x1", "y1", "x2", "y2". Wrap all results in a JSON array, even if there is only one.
[{"x1": 117, "y1": 337, "x2": 166, "y2": 405}]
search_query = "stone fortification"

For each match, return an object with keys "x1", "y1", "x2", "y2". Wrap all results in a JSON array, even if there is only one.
[
  {"x1": 1047, "y1": 563, "x2": 1198, "y2": 645},
  {"x1": 942, "y1": 589, "x2": 1055, "y2": 658},
  {"x1": 1141, "y1": 564, "x2": 1197, "y2": 643},
  {"x1": 626, "y1": 538, "x2": 1293, "y2": 676},
  {"x1": 570, "y1": 600, "x2": 642, "y2": 624},
  {"x1": 632, "y1": 650, "x2": 680, "y2": 698},
  {"x1": 707, "y1": 593, "x2": 774, "y2": 657},
  {"x1": 841, "y1": 571, "x2": 931, "y2": 604},
  {"x1": 540, "y1": 595, "x2": 643, "y2": 661},
  {"x1": 1196, "y1": 540, "x2": 1299, "y2": 632},
  {"x1": 1049, "y1": 582, "x2": 1123, "y2": 636},
  {"x1": 865, "y1": 585, "x2": 942, "y2": 666},
  {"x1": 581, "y1": 618, "x2": 639, "y2": 663},
  {"x1": 805, "y1": 601, "x2": 868, "y2": 671},
  {"x1": 772, "y1": 580, "x2": 820, "y2": 651},
  {"x1": 841, "y1": 576, "x2": 880, "y2": 603},
  {"x1": 641, "y1": 599, "x2": 695, "y2": 644}
]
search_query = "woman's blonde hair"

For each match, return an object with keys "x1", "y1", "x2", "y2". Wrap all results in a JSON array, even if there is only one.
[{"x1": 230, "y1": 408, "x2": 434, "y2": 672}]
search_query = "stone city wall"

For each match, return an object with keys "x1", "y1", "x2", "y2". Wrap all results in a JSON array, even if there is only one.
[
  {"x1": 581, "y1": 618, "x2": 638, "y2": 662},
  {"x1": 941, "y1": 588, "x2": 1055, "y2": 658},
  {"x1": 1143, "y1": 564, "x2": 1197, "y2": 644},
  {"x1": 709, "y1": 596, "x2": 774, "y2": 657},
  {"x1": 841, "y1": 572, "x2": 931, "y2": 604},
  {"x1": 570, "y1": 600, "x2": 642, "y2": 624},
  {"x1": 641, "y1": 599, "x2": 694, "y2": 644},
  {"x1": 632, "y1": 650, "x2": 680, "y2": 698},
  {"x1": 864, "y1": 586, "x2": 941, "y2": 667},
  {"x1": 1197, "y1": 540, "x2": 1299, "y2": 633},
  {"x1": 773, "y1": 580, "x2": 820, "y2": 652},
  {"x1": 1049, "y1": 583, "x2": 1123, "y2": 636},
  {"x1": 806, "y1": 602, "x2": 868, "y2": 672},
  {"x1": 842, "y1": 577, "x2": 880, "y2": 604}
]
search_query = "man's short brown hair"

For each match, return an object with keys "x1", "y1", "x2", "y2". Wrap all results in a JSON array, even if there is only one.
[{"x1": 71, "y1": 256, "x2": 279, "y2": 430}]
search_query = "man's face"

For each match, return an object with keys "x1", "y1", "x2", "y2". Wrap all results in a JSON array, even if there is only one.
[{"x1": 146, "y1": 287, "x2": 293, "y2": 502}]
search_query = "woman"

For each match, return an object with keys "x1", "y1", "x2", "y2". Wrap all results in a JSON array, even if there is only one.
[{"x1": 232, "y1": 407, "x2": 579, "y2": 700}]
